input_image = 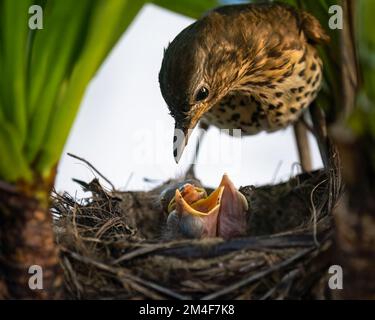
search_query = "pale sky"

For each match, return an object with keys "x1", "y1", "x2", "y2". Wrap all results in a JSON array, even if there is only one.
[{"x1": 55, "y1": 4, "x2": 322, "y2": 197}]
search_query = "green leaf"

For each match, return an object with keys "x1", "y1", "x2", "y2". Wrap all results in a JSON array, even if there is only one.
[
  {"x1": 357, "y1": 0, "x2": 375, "y2": 101},
  {"x1": 0, "y1": 0, "x2": 32, "y2": 145},
  {"x1": 349, "y1": 0, "x2": 375, "y2": 137},
  {"x1": 35, "y1": 0, "x2": 145, "y2": 176},
  {"x1": 26, "y1": 0, "x2": 92, "y2": 163},
  {"x1": 0, "y1": 117, "x2": 32, "y2": 182},
  {"x1": 0, "y1": 0, "x2": 145, "y2": 183}
]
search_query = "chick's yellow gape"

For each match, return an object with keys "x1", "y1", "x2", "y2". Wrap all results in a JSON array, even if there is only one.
[{"x1": 164, "y1": 174, "x2": 249, "y2": 239}]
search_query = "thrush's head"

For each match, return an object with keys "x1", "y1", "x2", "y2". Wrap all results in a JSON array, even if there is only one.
[
  {"x1": 159, "y1": 13, "x2": 243, "y2": 161},
  {"x1": 159, "y1": 3, "x2": 329, "y2": 162}
]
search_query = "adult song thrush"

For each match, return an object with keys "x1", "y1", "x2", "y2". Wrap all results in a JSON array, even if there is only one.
[{"x1": 158, "y1": 2, "x2": 329, "y2": 164}]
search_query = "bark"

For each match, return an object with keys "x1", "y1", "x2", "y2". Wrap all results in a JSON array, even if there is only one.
[
  {"x1": 0, "y1": 183, "x2": 63, "y2": 299},
  {"x1": 331, "y1": 129, "x2": 375, "y2": 299},
  {"x1": 328, "y1": 0, "x2": 375, "y2": 299},
  {"x1": 339, "y1": 0, "x2": 359, "y2": 121}
]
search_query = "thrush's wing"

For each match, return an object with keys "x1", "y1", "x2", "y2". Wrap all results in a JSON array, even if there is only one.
[
  {"x1": 298, "y1": 10, "x2": 330, "y2": 44},
  {"x1": 209, "y1": 2, "x2": 328, "y2": 44}
]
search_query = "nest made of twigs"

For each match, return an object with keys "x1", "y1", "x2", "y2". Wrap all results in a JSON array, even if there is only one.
[{"x1": 52, "y1": 168, "x2": 340, "y2": 300}]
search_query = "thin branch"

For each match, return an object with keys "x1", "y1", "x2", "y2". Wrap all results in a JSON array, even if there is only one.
[
  {"x1": 117, "y1": 233, "x2": 328, "y2": 260},
  {"x1": 310, "y1": 178, "x2": 328, "y2": 246},
  {"x1": 201, "y1": 248, "x2": 313, "y2": 300},
  {"x1": 67, "y1": 153, "x2": 115, "y2": 190},
  {"x1": 67, "y1": 251, "x2": 191, "y2": 300},
  {"x1": 260, "y1": 269, "x2": 300, "y2": 300}
]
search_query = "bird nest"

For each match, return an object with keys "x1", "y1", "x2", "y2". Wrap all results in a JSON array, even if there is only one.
[{"x1": 53, "y1": 168, "x2": 340, "y2": 299}]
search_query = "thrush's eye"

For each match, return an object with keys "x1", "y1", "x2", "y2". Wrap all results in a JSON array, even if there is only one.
[{"x1": 195, "y1": 86, "x2": 209, "y2": 102}]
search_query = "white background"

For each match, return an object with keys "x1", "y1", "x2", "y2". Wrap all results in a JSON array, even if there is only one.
[{"x1": 55, "y1": 4, "x2": 322, "y2": 197}]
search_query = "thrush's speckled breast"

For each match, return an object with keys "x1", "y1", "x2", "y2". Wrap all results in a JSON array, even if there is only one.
[{"x1": 158, "y1": 3, "x2": 329, "y2": 161}]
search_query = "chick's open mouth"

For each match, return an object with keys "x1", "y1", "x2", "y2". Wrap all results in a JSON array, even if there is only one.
[
  {"x1": 175, "y1": 185, "x2": 224, "y2": 217},
  {"x1": 165, "y1": 174, "x2": 249, "y2": 239}
]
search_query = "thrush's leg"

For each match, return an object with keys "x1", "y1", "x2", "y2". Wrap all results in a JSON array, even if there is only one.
[
  {"x1": 309, "y1": 102, "x2": 329, "y2": 169},
  {"x1": 185, "y1": 121, "x2": 209, "y2": 179},
  {"x1": 293, "y1": 118, "x2": 313, "y2": 173}
]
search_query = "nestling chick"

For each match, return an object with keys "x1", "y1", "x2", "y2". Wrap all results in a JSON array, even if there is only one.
[{"x1": 163, "y1": 174, "x2": 248, "y2": 240}]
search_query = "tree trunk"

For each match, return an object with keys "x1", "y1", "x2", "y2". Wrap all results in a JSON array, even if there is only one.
[
  {"x1": 331, "y1": 131, "x2": 375, "y2": 299},
  {"x1": 0, "y1": 182, "x2": 63, "y2": 299},
  {"x1": 328, "y1": 0, "x2": 375, "y2": 299}
]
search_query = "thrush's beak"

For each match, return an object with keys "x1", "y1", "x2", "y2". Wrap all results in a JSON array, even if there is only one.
[
  {"x1": 217, "y1": 173, "x2": 249, "y2": 239},
  {"x1": 173, "y1": 124, "x2": 188, "y2": 163},
  {"x1": 166, "y1": 185, "x2": 224, "y2": 239},
  {"x1": 173, "y1": 114, "x2": 201, "y2": 163}
]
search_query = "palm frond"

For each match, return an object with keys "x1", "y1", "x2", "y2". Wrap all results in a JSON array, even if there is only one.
[{"x1": 0, "y1": 0, "x2": 145, "y2": 183}]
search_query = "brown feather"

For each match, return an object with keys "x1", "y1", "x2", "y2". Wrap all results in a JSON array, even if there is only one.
[{"x1": 159, "y1": 2, "x2": 329, "y2": 136}]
